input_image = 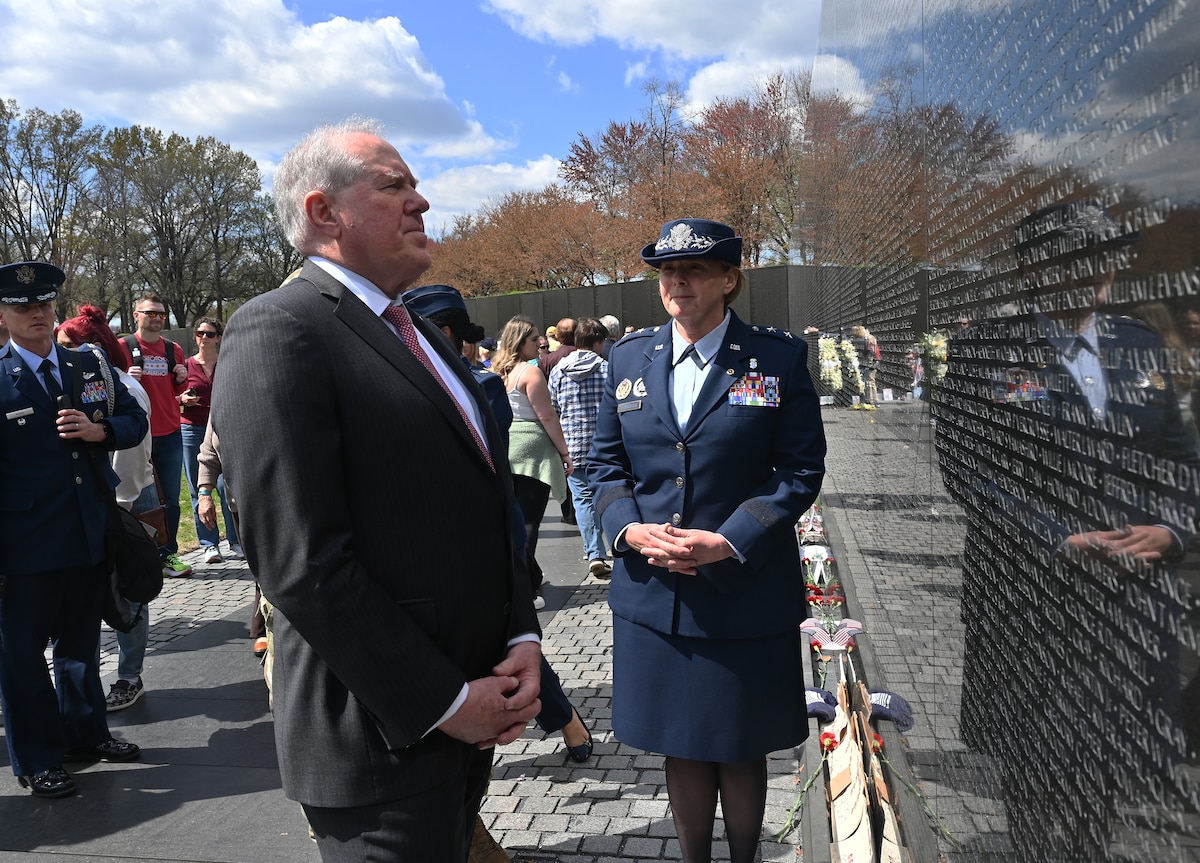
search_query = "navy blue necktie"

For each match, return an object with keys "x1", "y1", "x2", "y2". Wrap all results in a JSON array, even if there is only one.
[{"x1": 39, "y1": 358, "x2": 65, "y2": 402}]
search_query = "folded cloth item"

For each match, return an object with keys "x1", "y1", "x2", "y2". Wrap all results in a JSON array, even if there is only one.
[
  {"x1": 869, "y1": 690, "x2": 914, "y2": 731},
  {"x1": 806, "y1": 687, "x2": 838, "y2": 722}
]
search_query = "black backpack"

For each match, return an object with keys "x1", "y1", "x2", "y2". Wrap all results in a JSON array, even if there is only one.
[
  {"x1": 122, "y1": 333, "x2": 181, "y2": 373},
  {"x1": 78, "y1": 347, "x2": 163, "y2": 631}
]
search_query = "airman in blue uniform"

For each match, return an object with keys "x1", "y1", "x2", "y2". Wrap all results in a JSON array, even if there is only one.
[
  {"x1": 0, "y1": 262, "x2": 148, "y2": 797},
  {"x1": 586, "y1": 219, "x2": 826, "y2": 863}
]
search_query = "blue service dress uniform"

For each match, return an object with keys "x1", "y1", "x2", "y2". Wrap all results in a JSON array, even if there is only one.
[
  {"x1": 587, "y1": 311, "x2": 826, "y2": 762},
  {"x1": 0, "y1": 343, "x2": 148, "y2": 777}
]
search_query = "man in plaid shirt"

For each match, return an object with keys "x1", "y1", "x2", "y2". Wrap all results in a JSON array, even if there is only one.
[{"x1": 549, "y1": 317, "x2": 613, "y2": 577}]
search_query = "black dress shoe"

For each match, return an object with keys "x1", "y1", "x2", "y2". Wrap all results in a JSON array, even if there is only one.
[
  {"x1": 18, "y1": 767, "x2": 76, "y2": 798},
  {"x1": 64, "y1": 739, "x2": 140, "y2": 763}
]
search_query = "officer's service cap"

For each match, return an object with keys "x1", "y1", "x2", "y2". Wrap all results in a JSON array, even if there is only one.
[{"x1": 0, "y1": 262, "x2": 65, "y2": 305}]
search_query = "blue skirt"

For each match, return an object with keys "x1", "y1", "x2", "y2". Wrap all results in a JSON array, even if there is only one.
[{"x1": 611, "y1": 616, "x2": 808, "y2": 762}]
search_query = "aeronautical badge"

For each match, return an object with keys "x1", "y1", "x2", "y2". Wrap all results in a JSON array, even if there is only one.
[
  {"x1": 80, "y1": 380, "x2": 108, "y2": 404},
  {"x1": 616, "y1": 378, "x2": 633, "y2": 399},
  {"x1": 83, "y1": 371, "x2": 96, "y2": 380},
  {"x1": 728, "y1": 372, "x2": 781, "y2": 407},
  {"x1": 92, "y1": 409, "x2": 104, "y2": 422},
  {"x1": 993, "y1": 368, "x2": 1048, "y2": 404},
  {"x1": 633, "y1": 378, "x2": 647, "y2": 397}
]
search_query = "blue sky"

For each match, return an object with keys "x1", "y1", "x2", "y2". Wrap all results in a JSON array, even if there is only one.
[{"x1": 0, "y1": 0, "x2": 822, "y2": 235}]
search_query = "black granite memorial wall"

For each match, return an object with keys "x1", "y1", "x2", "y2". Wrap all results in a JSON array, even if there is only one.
[{"x1": 813, "y1": 0, "x2": 1199, "y2": 860}]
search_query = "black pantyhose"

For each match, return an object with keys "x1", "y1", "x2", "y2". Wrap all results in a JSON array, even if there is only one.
[{"x1": 664, "y1": 756, "x2": 768, "y2": 863}]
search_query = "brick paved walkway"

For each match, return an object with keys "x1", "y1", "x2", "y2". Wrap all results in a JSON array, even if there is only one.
[{"x1": 2, "y1": 399, "x2": 1002, "y2": 862}]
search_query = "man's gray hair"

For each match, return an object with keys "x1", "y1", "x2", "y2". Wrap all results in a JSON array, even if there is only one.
[
  {"x1": 273, "y1": 117, "x2": 386, "y2": 252},
  {"x1": 599, "y1": 314, "x2": 621, "y2": 338}
]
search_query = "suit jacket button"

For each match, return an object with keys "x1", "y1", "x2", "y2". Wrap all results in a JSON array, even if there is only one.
[
  {"x1": 675, "y1": 477, "x2": 684, "y2": 488},
  {"x1": 72, "y1": 451, "x2": 79, "y2": 459},
  {"x1": 75, "y1": 476, "x2": 83, "y2": 485},
  {"x1": 671, "y1": 512, "x2": 682, "y2": 525},
  {"x1": 675, "y1": 441, "x2": 685, "y2": 453}
]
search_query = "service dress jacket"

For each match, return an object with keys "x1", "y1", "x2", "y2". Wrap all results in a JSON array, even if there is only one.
[
  {"x1": 0, "y1": 343, "x2": 147, "y2": 576},
  {"x1": 587, "y1": 311, "x2": 826, "y2": 641}
]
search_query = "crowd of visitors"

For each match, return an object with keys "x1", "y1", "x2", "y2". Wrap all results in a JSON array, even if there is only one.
[{"x1": 0, "y1": 118, "x2": 830, "y2": 863}]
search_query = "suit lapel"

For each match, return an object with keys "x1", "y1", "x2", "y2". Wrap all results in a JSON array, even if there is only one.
[
  {"x1": 683, "y1": 313, "x2": 752, "y2": 440},
  {"x1": 4, "y1": 347, "x2": 54, "y2": 414},
  {"x1": 58, "y1": 345, "x2": 84, "y2": 409},
  {"x1": 641, "y1": 326, "x2": 679, "y2": 436},
  {"x1": 408, "y1": 309, "x2": 502, "y2": 475},
  {"x1": 306, "y1": 263, "x2": 495, "y2": 475}
]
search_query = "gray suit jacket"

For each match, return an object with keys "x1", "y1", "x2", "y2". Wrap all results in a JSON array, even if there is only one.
[{"x1": 212, "y1": 261, "x2": 537, "y2": 807}]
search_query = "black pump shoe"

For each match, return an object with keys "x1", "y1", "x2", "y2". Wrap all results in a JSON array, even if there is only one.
[
  {"x1": 18, "y1": 767, "x2": 76, "y2": 798},
  {"x1": 564, "y1": 712, "x2": 594, "y2": 763}
]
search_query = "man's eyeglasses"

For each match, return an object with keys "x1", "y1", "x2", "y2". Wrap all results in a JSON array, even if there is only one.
[
  {"x1": 195, "y1": 331, "x2": 219, "y2": 339},
  {"x1": 136, "y1": 310, "x2": 168, "y2": 319}
]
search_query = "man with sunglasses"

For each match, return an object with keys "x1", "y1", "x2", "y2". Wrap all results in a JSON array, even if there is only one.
[{"x1": 119, "y1": 294, "x2": 191, "y2": 578}]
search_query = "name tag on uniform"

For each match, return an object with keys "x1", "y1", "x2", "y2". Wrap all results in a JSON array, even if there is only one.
[
  {"x1": 6, "y1": 407, "x2": 34, "y2": 420},
  {"x1": 618, "y1": 399, "x2": 643, "y2": 413}
]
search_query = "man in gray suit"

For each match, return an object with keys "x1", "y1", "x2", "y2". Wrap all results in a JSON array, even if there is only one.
[{"x1": 212, "y1": 119, "x2": 542, "y2": 862}]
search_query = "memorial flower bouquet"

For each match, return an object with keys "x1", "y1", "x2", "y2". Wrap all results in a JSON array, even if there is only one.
[
  {"x1": 818, "y1": 336, "x2": 842, "y2": 391},
  {"x1": 917, "y1": 331, "x2": 948, "y2": 387},
  {"x1": 839, "y1": 337, "x2": 865, "y2": 395}
]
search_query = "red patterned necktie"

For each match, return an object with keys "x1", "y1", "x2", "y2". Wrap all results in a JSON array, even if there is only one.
[{"x1": 382, "y1": 303, "x2": 495, "y2": 471}]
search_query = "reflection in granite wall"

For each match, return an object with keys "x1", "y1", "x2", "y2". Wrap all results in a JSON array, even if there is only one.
[{"x1": 813, "y1": 0, "x2": 1199, "y2": 860}]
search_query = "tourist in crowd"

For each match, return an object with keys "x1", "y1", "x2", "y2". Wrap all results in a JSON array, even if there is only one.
[
  {"x1": 55, "y1": 305, "x2": 157, "y2": 712},
  {"x1": 549, "y1": 316, "x2": 612, "y2": 578},
  {"x1": 119, "y1": 293, "x2": 192, "y2": 578},
  {"x1": 180, "y1": 317, "x2": 242, "y2": 564},
  {"x1": 495, "y1": 315, "x2": 574, "y2": 610}
]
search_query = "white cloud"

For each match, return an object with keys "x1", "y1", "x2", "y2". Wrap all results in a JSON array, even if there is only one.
[
  {"x1": 557, "y1": 71, "x2": 579, "y2": 93},
  {"x1": 419, "y1": 155, "x2": 562, "y2": 236},
  {"x1": 484, "y1": 0, "x2": 823, "y2": 122},
  {"x1": 624, "y1": 59, "x2": 650, "y2": 87},
  {"x1": 419, "y1": 120, "x2": 511, "y2": 160},
  {"x1": 684, "y1": 55, "x2": 812, "y2": 113},
  {"x1": 484, "y1": 0, "x2": 822, "y2": 61},
  {"x1": 0, "y1": 0, "x2": 487, "y2": 163}
]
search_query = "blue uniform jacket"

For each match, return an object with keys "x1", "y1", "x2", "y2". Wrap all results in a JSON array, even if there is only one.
[
  {"x1": 0, "y1": 344, "x2": 148, "y2": 576},
  {"x1": 587, "y1": 311, "x2": 826, "y2": 640}
]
